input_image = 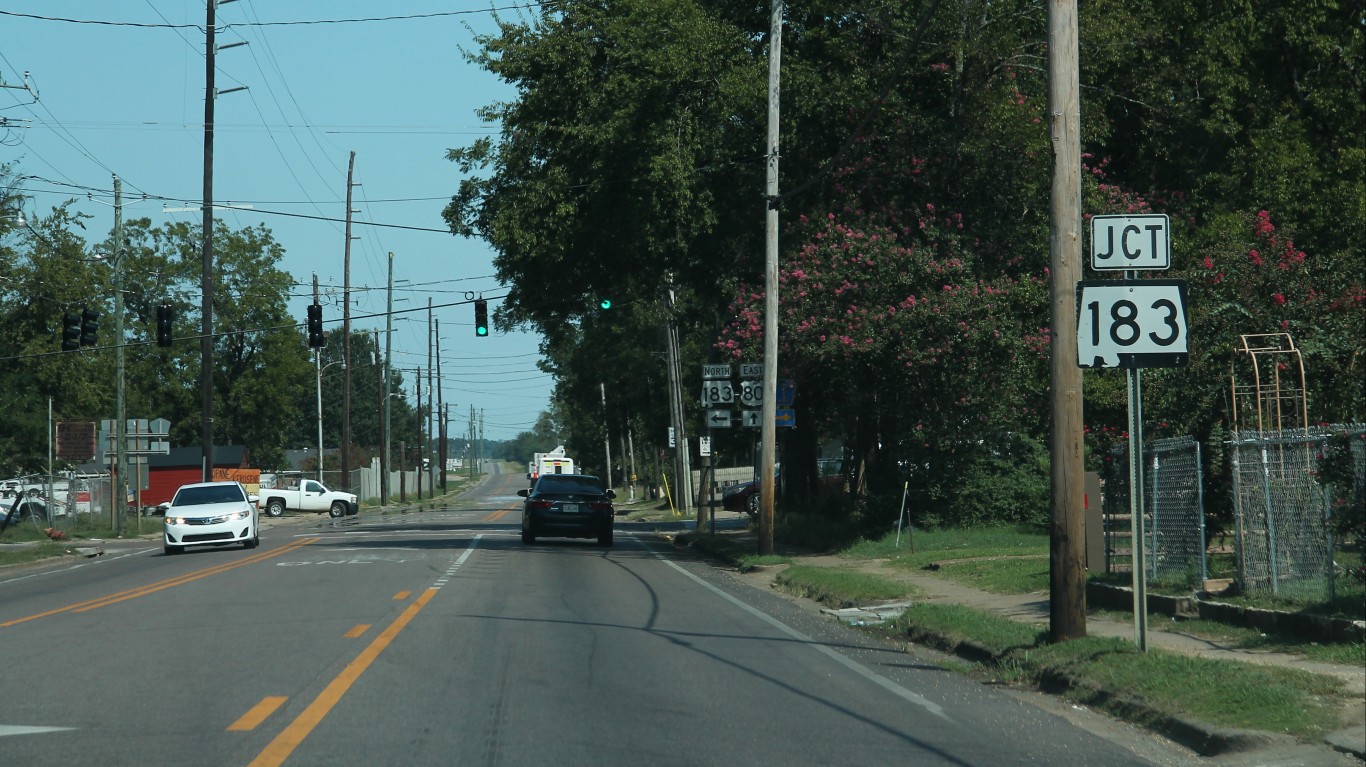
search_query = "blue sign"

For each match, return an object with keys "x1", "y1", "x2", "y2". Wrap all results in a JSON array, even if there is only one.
[
  {"x1": 776, "y1": 379, "x2": 796, "y2": 407},
  {"x1": 775, "y1": 408, "x2": 796, "y2": 428}
]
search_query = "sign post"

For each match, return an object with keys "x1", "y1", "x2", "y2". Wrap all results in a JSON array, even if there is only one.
[{"x1": 1080, "y1": 216, "x2": 1188, "y2": 652}]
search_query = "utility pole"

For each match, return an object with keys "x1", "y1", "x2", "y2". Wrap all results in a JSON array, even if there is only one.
[
  {"x1": 196, "y1": 1, "x2": 248, "y2": 483},
  {"x1": 112, "y1": 175, "x2": 128, "y2": 535},
  {"x1": 601, "y1": 383, "x2": 613, "y2": 492},
  {"x1": 415, "y1": 367, "x2": 423, "y2": 500},
  {"x1": 436, "y1": 318, "x2": 444, "y2": 492},
  {"x1": 468, "y1": 404, "x2": 477, "y2": 480},
  {"x1": 758, "y1": 0, "x2": 784, "y2": 555},
  {"x1": 627, "y1": 429, "x2": 637, "y2": 502},
  {"x1": 1047, "y1": 0, "x2": 1087, "y2": 642},
  {"x1": 383, "y1": 252, "x2": 393, "y2": 506},
  {"x1": 440, "y1": 404, "x2": 449, "y2": 492},
  {"x1": 427, "y1": 298, "x2": 435, "y2": 494},
  {"x1": 199, "y1": 0, "x2": 217, "y2": 482},
  {"x1": 663, "y1": 280, "x2": 692, "y2": 513},
  {"x1": 314, "y1": 275, "x2": 325, "y2": 482},
  {"x1": 341, "y1": 150, "x2": 355, "y2": 491},
  {"x1": 374, "y1": 330, "x2": 383, "y2": 503}
]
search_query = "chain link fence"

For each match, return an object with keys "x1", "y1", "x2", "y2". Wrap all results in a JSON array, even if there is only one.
[
  {"x1": 1103, "y1": 436, "x2": 1206, "y2": 586},
  {"x1": 1231, "y1": 425, "x2": 1362, "y2": 602}
]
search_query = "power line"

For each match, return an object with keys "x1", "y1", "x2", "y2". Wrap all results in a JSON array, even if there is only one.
[{"x1": 0, "y1": 5, "x2": 546, "y2": 28}]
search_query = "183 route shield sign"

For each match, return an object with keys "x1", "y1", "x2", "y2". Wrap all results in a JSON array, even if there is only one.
[{"x1": 1076, "y1": 280, "x2": 1190, "y2": 369}]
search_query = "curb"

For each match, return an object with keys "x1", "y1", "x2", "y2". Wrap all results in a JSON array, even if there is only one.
[{"x1": 898, "y1": 617, "x2": 1362, "y2": 760}]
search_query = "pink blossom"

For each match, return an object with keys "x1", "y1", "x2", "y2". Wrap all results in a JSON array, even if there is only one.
[{"x1": 1273, "y1": 293, "x2": 1286, "y2": 305}]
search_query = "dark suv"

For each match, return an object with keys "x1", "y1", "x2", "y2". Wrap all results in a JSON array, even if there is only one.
[{"x1": 518, "y1": 474, "x2": 616, "y2": 546}]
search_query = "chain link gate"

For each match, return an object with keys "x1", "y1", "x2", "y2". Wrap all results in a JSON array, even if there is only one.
[
  {"x1": 1103, "y1": 436, "x2": 1206, "y2": 586},
  {"x1": 1230, "y1": 426, "x2": 1360, "y2": 602}
]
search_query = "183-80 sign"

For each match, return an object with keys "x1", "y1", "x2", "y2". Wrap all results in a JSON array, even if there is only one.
[{"x1": 1076, "y1": 280, "x2": 1189, "y2": 369}]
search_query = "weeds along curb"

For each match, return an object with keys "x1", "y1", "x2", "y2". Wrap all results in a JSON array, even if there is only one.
[
  {"x1": 1034, "y1": 669, "x2": 1288, "y2": 757},
  {"x1": 901, "y1": 624, "x2": 1284, "y2": 757}
]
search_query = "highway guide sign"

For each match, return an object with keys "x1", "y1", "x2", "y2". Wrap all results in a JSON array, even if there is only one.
[
  {"x1": 702, "y1": 364, "x2": 732, "y2": 380},
  {"x1": 1091, "y1": 214, "x2": 1170, "y2": 271},
  {"x1": 1076, "y1": 280, "x2": 1190, "y2": 369}
]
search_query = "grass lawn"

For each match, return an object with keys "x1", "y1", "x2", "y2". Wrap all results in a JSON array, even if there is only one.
[{"x1": 773, "y1": 564, "x2": 916, "y2": 608}]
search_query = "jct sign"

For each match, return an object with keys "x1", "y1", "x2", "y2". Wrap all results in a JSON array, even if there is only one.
[{"x1": 1091, "y1": 214, "x2": 1170, "y2": 271}]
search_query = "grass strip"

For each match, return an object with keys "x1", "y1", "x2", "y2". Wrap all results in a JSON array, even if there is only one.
[
  {"x1": 929, "y1": 556, "x2": 1051, "y2": 595},
  {"x1": 0, "y1": 540, "x2": 70, "y2": 568},
  {"x1": 773, "y1": 564, "x2": 913, "y2": 608},
  {"x1": 1021, "y1": 637, "x2": 1346, "y2": 739},
  {"x1": 889, "y1": 603, "x2": 1349, "y2": 741}
]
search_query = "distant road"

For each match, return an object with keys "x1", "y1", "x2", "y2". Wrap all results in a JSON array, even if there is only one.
[{"x1": 0, "y1": 473, "x2": 1180, "y2": 766}]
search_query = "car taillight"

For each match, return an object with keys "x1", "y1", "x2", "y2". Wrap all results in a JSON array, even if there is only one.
[
  {"x1": 529, "y1": 499, "x2": 554, "y2": 511},
  {"x1": 589, "y1": 501, "x2": 612, "y2": 511}
]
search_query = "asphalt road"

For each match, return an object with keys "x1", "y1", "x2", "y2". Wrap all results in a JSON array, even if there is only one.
[{"x1": 0, "y1": 471, "x2": 1198, "y2": 766}]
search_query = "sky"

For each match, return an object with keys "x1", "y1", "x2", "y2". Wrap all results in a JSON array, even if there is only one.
[{"x1": 0, "y1": 1, "x2": 552, "y2": 442}]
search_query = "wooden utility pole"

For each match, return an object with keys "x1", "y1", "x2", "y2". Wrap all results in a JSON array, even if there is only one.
[
  {"x1": 341, "y1": 151, "x2": 355, "y2": 491},
  {"x1": 199, "y1": 1, "x2": 217, "y2": 482},
  {"x1": 758, "y1": 0, "x2": 784, "y2": 556},
  {"x1": 415, "y1": 367, "x2": 423, "y2": 500},
  {"x1": 427, "y1": 298, "x2": 435, "y2": 494},
  {"x1": 374, "y1": 330, "x2": 383, "y2": 501},
  {"x1": 1047, "y1": 0, "x2": 1087, "y2": 641},
  {"x1": 112, "y1": 175, "x2": 127, "y2": 534},
  {"x1": 601, "y1": 383, "x2": 613, "y2": 492},
  {"x1": 436, "y1": 317, "x2": 444, "y2": 492}
]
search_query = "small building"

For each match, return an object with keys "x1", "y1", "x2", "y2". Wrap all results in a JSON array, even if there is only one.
[{"x1": 143, "y1": 445, "x2": 258, "y2": 506}]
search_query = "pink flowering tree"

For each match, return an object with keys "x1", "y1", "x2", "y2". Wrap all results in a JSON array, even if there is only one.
[{"x1": 718, "y1": 208, "x2": 1051, "y2": 525}]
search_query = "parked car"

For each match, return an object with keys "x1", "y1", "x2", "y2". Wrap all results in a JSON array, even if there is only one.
[
  {"x1": 160, "y1": 480, "x2": 260, "y2": 555},
  {"x1": 721, "y1": 475, "x2": 782, "y2": 517},
  {"x1": 721, "y1": 480, "x2": 761, "y2": 516},
  {"x1": 517, "y1": 474, "x2": 616, "y2": 546}
]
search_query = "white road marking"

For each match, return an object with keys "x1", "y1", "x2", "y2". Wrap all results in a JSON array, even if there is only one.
[
  {"x1": 0, "y1": 725, "x2": 76, "y2": 737},
  {"x1": 635, "y1": 537, "x2": 955, "y2": 725}
]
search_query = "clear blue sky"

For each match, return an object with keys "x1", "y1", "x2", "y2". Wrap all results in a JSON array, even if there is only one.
[{"x1": 1, "y1": 1, "x2": 551, "y2": 442}]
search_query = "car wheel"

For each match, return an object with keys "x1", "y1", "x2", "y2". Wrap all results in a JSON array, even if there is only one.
[
  {"x1": 521, "y1": 529, "x2": 536, "y2": 545},
  {"x1": 164, "y1": 544, "x2": 183, "y2": 555},
  {"x1": 266, "y1": 499, "x2": 285, "y2": 518},
  {"x1": 745, "y1": 494, "x2": 759, "y2": 517},
  {"x1": 329, "y1": 501, "x2": 346, "y2": 518},
  {"x1": 598, "y1": 530, "x2": 614, "y2": 547}
]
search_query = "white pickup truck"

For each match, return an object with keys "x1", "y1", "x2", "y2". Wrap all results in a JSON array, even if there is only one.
[{"x1": 257, "y1": 476, "x2": 358, "y2": 518}]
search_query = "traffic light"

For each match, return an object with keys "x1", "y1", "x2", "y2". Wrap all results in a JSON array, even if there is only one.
[
  {"x1": 306, "y1": 303, "x2": 325, "y2": 348},
  {"x1": 155, "y1": 304, "x2": 174, "y2": 347},
  {"x1": 79, "y1": 307, "x2": 99, "y2": 347},
  {"x1": 598, "y1": 297, "x2": 613, "y2": 310},
  {"x1": 61, "y1": 313, "x2": 81, "y2": 351},
  {"x1": 474, "y1": 299, "x2": 489, "y2": 337}
]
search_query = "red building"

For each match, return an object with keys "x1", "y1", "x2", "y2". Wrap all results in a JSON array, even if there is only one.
[{"x1": 143, "y1": 445, "x2": 258, "y2": 506}]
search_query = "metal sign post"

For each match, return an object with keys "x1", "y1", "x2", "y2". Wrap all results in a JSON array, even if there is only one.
[{"x1": 1079, "y1": 216, "x2": 1189, "y2": 653}]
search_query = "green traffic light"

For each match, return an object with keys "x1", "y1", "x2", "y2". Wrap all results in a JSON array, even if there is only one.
[
  {"x1": 599, "y1": 298, "x2": 612, "y2": 310},
  {"x1": 476, "y1": 325, "x2": 489, "y2": 337}
]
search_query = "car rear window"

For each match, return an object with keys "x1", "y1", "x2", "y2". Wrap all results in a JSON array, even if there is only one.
[
  {"x1": 535, "y1": 477, "x2": 604, "y2": 495},
  {"x1": 173, "y1": 484, "x2": 245, "y2": 506}
]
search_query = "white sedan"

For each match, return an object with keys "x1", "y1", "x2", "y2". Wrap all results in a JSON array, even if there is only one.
[{"x1": 160, "y1": 480, "x2": 260, "y2": 555}]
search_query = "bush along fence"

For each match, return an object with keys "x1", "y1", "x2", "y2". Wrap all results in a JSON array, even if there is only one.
[{"x1": 1103, "y1": 424, "x2": 1365, "y2": 603}]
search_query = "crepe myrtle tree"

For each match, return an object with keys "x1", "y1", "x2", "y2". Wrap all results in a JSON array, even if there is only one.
[{"x1": 718, "y1": 207, "x2": 1051, "y2": 523}]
